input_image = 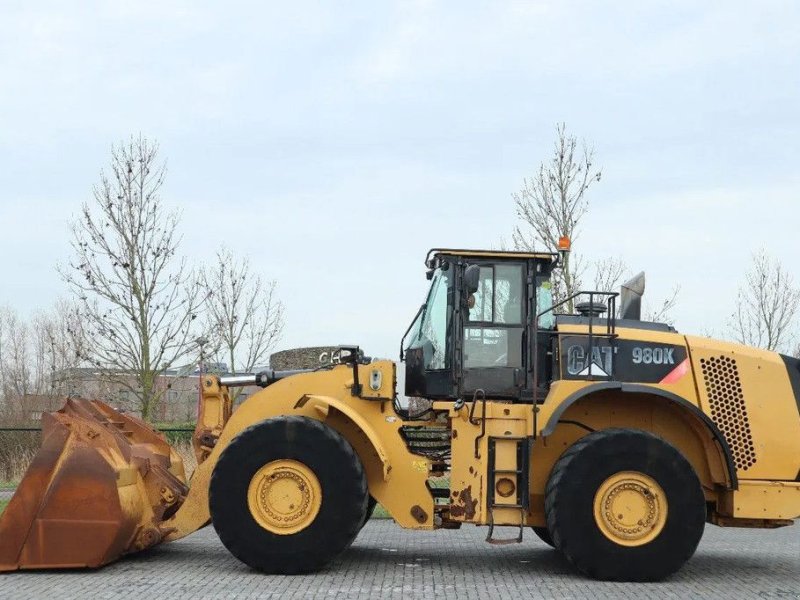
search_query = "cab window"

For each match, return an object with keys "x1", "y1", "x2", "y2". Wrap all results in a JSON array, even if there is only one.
[
  {"x1": 464, "y1": 264, "x2": 524, "y2": 369},
  {"x1": 419, "y1": 267, "x2": 452, "y2": 370}
]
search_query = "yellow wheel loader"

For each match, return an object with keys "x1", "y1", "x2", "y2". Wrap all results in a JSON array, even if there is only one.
[{"x1": 2, "y1": 246, "x2": 800, "y2": 581}]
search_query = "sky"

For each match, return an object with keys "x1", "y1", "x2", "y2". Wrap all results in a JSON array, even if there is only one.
[{"x1": 1, "y1": 1, "x2": 799, "y2": 361}]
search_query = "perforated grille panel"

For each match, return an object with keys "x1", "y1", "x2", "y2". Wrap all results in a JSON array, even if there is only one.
[{"x1": 700, "y1": 356, "x2": 756, "y2": 470}]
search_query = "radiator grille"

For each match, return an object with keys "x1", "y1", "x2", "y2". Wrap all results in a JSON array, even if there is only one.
[
  {"x1": 700, "y1": 356, "x2": 756, "y2": 470},
  {"x1": 400, "y1": 426, "x2": 451, "y2": 460}
]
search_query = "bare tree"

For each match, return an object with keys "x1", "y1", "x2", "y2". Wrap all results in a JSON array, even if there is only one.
[
  {"x1": 0, "y1": 300, "x2": 106, "y2": 423},
  {"x1": 644, "y1": 285, "x2": 680, "y2": 326},
  {"x1": 31, "y1": 299, "x2": 90, "y2": 397},
  {"x1": 512, "y1": 123, "x2": 601, "y2": 312},
  {"x1": 730, "y1": 250, "x2": 800, "y2": 352},
  {"x1": 588, "y1": 259, "x2": 680, "y2": 325},
  {"x1": 201, "y1": 247, "x2": 284, "y2": 399},
  {"x1": 60, "y1": 136, "x2": 203, "y2": 420},
  {"x1": 510, "y1": 126, "x2": 682, "y2": 323},
  {"x1": 592, "y1": 257, "x2": 628, "y2": 293},
  {"x1": 0, "y1": 307, "x2": 32, "y2": 418}
]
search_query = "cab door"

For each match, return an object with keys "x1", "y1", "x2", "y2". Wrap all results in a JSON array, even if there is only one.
[{"x1": 461, "y1": 262, "x2": 527, "y2": 398}]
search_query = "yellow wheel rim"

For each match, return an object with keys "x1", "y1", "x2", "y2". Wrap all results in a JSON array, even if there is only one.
[
  {"x1": 247, "y1": 459, "x2": 322, "y2": 535},
  {"x1": 593, "y1": 471, "x2": 668, "y2": 547}
]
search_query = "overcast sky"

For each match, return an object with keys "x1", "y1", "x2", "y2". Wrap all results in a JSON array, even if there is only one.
[{"x1": 1, "y1": 1, "x2": 799, "y2": 361}]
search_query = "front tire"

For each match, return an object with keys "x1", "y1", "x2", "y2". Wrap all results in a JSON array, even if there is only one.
[
  {"x1": 545, "y1": 428, "x2": 705, "y2": 581},
  {"x1": 210, "y1": 416, "x2": 368, "y2": 574},
  {"x1": 361, "y1": 495, "x2": 378, "y2": 529}
]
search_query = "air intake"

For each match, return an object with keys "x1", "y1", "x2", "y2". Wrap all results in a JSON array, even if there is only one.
[
  {"x1": 700, "y1": 356, "x2": 756, "y2": 471},
  {"x1": 575, "y1": 301, "x2": 607, "y2": 317}
]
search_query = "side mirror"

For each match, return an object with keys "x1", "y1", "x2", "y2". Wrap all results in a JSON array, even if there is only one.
[{"x1": 464, "y1": 264, "x2": 480, "y2": 294}]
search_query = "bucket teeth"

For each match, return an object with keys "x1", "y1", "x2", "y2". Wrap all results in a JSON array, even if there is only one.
[{"x1": 0, "y1": 399, "x2": 188, "y2": 572}]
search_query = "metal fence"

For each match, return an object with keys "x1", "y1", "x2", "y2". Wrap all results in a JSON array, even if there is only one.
[{"x1": 0, "y1": 425, "x2": 195, "y2": 484}]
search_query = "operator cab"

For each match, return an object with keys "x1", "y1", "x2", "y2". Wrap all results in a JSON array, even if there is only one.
[{"x1": 401, "y1": 248, "x2": 558, "y2": 402}]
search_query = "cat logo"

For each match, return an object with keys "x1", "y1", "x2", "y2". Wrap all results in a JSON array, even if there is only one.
[{"x1": 567, "y1": 344, "x2": 613, "y2": 378}]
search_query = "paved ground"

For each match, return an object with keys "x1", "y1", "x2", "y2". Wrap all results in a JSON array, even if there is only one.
[{"x1": 2, "y1": 520, "x2": 799, "y2": 599}]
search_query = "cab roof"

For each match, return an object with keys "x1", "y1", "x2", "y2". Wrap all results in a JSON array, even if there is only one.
[{"x1": 426, "y1": 248, "x2": 557, "y2": 268}]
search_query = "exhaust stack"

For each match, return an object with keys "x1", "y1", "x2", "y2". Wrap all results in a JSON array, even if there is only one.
[{"x1": 620, "y1": 272, "x2": 645, "y2": 321}]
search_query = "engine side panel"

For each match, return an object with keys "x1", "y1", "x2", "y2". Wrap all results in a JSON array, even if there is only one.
[{"x1": 686, "y1": 336, "x2": 800, "y2": 482}]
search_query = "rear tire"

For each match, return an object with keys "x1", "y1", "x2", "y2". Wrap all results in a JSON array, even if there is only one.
[
  {"x1": 210, "y1": 416, "x2": 368, "y2": 574},
  {"x1": 545, "y1": 428, "x2": 705, "y2": 581},
  {"x1": 531, "y1": 526, "x2": 555, "y2": 548}
]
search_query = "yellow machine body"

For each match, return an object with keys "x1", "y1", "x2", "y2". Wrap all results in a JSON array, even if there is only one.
[
  {"x1": 3, "y1": 332, "x2": 799, "y2": 572},
  {"x1": 164, "y1": 328, "x2": 800, "y2": 540},
  {"x1": 2, "y1": 247, "x2": 800, "y2": 575}
]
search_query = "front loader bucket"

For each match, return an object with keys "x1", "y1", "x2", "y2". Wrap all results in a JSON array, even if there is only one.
[{"x1": 0, "y1": 399, "x2": 188, "y2": 571}]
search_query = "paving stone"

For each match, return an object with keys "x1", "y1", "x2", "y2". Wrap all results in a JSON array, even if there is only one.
[{"x1": 2, "y1": 521, "x2": 798, "y2": 599}]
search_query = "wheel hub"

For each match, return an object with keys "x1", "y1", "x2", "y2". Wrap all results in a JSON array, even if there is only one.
[
  {"x1": 592, "y1": 470, "x2": 667, "y2": 547},
  {"x1": 247, "y1": 459, "x2": 322, "y2": 535}
]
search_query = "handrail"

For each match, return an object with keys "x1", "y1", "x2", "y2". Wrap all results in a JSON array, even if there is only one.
[
  {"x1": 531, "y1": 290, "x2": 620, "y2": 414},
  {"x1": 468, "y1": 389, "x2": 487, "y2": 458}
]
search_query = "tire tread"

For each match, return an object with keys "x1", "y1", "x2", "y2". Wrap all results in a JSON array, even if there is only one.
[
  {"x1": 210, "y1": 416, "x2": 367, "y2": 574},
  {"x1": 545, "y1": 428, "x2": 705, "y2": 581}
]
